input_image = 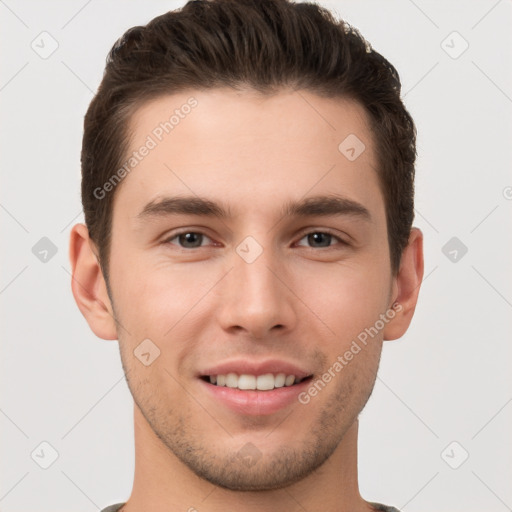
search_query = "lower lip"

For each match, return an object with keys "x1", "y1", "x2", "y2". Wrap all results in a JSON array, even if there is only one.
[{"x1": 199, "y1": 378, "x2": 312, "y2": 416}]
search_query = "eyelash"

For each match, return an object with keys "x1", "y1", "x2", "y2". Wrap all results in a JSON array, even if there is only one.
[{"x1": 162, "y1": 229, "x2": 348, "y2": 250}]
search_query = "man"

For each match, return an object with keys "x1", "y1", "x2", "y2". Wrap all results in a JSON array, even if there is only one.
[{"x1": 69, "y1": 0, "x2": 423, "y2": 510}]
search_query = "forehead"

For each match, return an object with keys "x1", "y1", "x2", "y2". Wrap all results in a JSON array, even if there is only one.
[{"x1": 112, "y1": 88, "x2": 382, "y2": 221}]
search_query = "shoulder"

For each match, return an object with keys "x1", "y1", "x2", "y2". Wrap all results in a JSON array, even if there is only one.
[
  {"x1": 99, "y1": 503, "x2": 126, "y2": 512},
  {"x1": 368, "y1": 502, "x2": 402, "y2": 512}
]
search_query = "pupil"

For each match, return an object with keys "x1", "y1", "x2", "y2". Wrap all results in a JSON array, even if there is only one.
[
  {"x1": 309, "y1": 232, "x2": 330, "y2": 247},
  {"x1": 180, "y1": 233, "x2": 201, "y2": 248}
]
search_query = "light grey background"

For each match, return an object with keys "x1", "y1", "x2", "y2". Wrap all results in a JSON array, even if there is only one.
[{"x1": 1, "y1": 1, "x2": 511, "y2": 511}]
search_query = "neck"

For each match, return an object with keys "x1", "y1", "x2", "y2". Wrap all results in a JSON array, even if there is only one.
[{"x1": 121, "y1": 404, "x2": 371, "y2": 512}]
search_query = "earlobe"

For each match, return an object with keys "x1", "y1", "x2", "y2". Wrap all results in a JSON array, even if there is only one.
[
  {"x1": 383, "y1": 227, "x2": 424, "y2": 341},
  {"x1": 69, "y1": 223, "x2": 118, "y2": 340}
]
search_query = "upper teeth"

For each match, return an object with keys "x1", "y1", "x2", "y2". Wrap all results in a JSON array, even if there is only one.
[{"x1": 209, "y1": 373, "x2": 300, "y2": 390}]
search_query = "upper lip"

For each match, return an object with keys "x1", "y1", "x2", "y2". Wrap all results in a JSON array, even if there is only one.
[{"x1": 198, "y1": 359, "x2": 312, "y2": 380}]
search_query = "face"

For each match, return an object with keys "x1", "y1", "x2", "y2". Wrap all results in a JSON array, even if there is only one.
[{"x1": 106, "y1": 88, "x2": 396, "y2": 491}]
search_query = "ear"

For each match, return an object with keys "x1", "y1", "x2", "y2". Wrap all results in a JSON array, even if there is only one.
[
  {"x1": 69, "y1": 223, "x2": 118, "y2": 340},
  {"x1": 383, "y1": 227, "x2": 424, "y2": 341}
]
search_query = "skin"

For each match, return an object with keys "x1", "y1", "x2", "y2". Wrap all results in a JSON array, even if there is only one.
[{"x1": 70, "y1": 88, "x2": 424, "y2": 512}]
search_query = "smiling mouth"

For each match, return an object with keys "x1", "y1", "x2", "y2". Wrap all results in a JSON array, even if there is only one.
[{"x1": 200, "y1": 373, "x2": 313, "y2": 391}]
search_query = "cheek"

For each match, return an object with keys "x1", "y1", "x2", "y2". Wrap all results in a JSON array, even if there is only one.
[
  {"x1": 109, "y1": 230, "x2": 392, "y2": 345},
  {"x1": 109, "y1": 254, "x2": 216, "y2": 339},
  {"x1": 292, "y1": 259, "x2": 391, "y2": 345},
  {"x1": 112, "y1": 263, "x2": 208, "y2": 387}
]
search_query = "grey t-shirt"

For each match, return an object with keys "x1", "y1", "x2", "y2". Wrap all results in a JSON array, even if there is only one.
[{"x1": 100, "y1": 502, "x2": 401, "y2": 511}]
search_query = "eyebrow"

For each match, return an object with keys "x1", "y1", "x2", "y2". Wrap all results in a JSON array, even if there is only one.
[{"x1": 136, "y1": 194, "x2": 371, "y2": 222}]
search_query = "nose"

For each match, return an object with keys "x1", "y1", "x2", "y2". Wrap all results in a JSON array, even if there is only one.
[{"x1": 216, "y1": 240, "x2": 297, "y2": 340}]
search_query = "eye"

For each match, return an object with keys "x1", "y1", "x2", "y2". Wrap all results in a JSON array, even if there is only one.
[
  {"x1": 163, "y1": 231, "x2": 213, "y2": 249},
  {"x1": 162, "y1": 229, "x2": 347, "y2": 250},
  {"x1": 296, "y1": 231, "x2": 346, "y2": 249}
]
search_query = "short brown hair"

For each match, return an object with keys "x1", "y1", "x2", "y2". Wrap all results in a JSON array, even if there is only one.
[{"x1": 81, "y1": 0, "x2": 417, "y2": 281}]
